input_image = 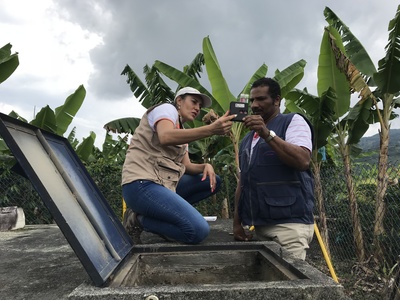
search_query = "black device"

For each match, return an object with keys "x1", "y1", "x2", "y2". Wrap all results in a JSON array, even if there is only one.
[{"x1": 229, "y1": 101, "x2": 249, "y2": 122}]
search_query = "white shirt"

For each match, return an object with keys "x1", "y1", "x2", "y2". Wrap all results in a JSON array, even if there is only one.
[
  {"x1": 147, "y1": 103, "x2": 188, "y2": 150},
  {"x1": 251, "y1": 114, "x2": 312, "y2": 152},
  {"x1": 147, "y1": 103, "x2": 179, "y2": 131}
]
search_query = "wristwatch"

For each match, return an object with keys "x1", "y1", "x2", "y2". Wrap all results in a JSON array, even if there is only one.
[{"x1": 265, "y1": 130, "x2": 276, "y2": 142}]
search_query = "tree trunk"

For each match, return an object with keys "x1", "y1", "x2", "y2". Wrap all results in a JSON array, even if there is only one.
[
  {"x1": 312, "y1": 161, "x2": 331, "y2": 257},
  {"x1": 373, "y1": 127, "x2": 390, "y2": 264},
  {"x1": 342, "y1": 148, "x2": 365, "y2": 262},
  {"x1": 230, "y1": 122, "x2": 246, "y2": 182},
  {"x1": 221, "y1": 198, "x2": 229, "y2": 219}
]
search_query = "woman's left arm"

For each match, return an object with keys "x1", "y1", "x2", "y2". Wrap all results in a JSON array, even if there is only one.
[{"x1": 182, "y1": 152, "x2": 216, "y2": 192}]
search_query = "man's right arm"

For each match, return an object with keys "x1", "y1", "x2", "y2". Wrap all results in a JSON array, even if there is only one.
[{"x1": 233, "y1": 177, "x2": 253, "y2": 241}]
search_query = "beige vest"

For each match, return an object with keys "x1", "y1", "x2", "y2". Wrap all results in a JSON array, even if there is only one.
[{"x1": 121, "y1": 110, "x2": 186, "y2": 192}]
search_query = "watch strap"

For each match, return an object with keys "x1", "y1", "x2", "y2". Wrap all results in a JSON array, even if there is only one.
[{"x1": 265, "y1": 130, "x2": 275, "y2": 142}]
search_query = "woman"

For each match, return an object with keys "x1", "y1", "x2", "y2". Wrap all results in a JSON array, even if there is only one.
[{"x1": 122, "y1": 87, "x2": 235, "y2": 244}]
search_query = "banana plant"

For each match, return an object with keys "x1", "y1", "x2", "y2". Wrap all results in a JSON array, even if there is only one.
[
  {"x1": 100, "y1": 132, "x2": 129, "y2": 163},
  {"x1": 0, "y1": 85, "x2": 95, "y2": 163},
  {"x1": 0, "y1": 43, "x2": 19, "y2": 84},
  {"x1": 75, "y1": 131, "x2": 96, "y2": 162},
  {"x1": 325, "y1": 5, "x2": 400, "y2": 264},
  {"x1": 29, "y1": 85, "x2": 86, "y2": 136},
  {"x1": 285, "y1": 22, "x2": 369, "y2": 261},
  {"x1": 0, "y1": 43, "x2": 19, "y2": 160},
  {"x1": 104, "y1": 62, "x2": 179, "y2": 134}
]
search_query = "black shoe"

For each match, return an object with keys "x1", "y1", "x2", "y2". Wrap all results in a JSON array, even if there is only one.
[
  {"x1": 123, "y1": 208, "x2": 143, "y2": 244},
  {"x1": 156, "y1": 233, "x2": 175, "y2": 243}
]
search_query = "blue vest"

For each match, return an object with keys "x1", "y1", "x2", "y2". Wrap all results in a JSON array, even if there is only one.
[{"x1": 238, "y1": 113, "x2": 314, "y2": 226}]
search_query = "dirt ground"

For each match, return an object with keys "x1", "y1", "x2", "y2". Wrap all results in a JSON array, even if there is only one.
[{"x1": 307, "y1": 239, "x2": 395, "y2": 300}]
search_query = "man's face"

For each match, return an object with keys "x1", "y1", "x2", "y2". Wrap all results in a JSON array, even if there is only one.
[{"x1": 249, "y1": 86, "x2": 279, "y2": 121}]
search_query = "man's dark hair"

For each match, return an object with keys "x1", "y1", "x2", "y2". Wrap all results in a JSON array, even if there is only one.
[{"x1": 251, "y1": 77, "x2": 281, "y2": 99}]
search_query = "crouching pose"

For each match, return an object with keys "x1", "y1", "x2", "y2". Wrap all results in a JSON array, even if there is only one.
[{"x1": 122, "y1": 87, "x2": 235, "y2": 244}]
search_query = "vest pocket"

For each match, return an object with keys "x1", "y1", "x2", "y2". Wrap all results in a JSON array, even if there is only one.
[
  {"x1": 257, "y1": 182, "x2": 304, "y2": 220},
  {"x1": 155, "y1": 160, "x2": 181, "y2": 190}
]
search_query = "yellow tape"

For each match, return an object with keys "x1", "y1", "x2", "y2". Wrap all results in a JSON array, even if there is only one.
[
  {"x1": 122, "y1": 198, "x2": 126, "y2": 219},
  {"x1": 314, "y1": 222, "x2": 339, "y2": 283}
]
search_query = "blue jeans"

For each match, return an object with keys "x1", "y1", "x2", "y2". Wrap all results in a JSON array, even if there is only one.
[{"x1": 122, "y1": 174, "x2": 222, "y2": 244}]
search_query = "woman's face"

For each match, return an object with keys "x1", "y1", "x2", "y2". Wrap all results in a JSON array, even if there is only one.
[{"x1": 176, "y1": 94, "x2": 202, "y2": 122}]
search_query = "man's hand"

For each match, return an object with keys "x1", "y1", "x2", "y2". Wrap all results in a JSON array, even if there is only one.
[
  {"x1": 233, "y1": 223, "x2": 253, "y2": 241},
  {"x1": 242, "y1": 115, "x2": 270, "y2": 139}
]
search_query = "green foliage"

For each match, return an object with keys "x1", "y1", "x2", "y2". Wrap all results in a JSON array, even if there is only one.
[
  {"x1": 0, "y1": 85, "x2": 94, "y2": 163},
  {"x1": 274, "y1": 59, "x2": 306, "y2": 98},
  {"x1": 374, "y1": 5, "x2": 400, "y2": 94},
  {"x1": 324, "y1": 7, "x2": 377, "y2": 79},
  {"x1": 241, "y1": 64, "x2": 268, "y2": 95},
  {"x1": 104, "y1": 117, "x2": 141, "y2": 135},
  {"x1": 0, "y1": 43, "x2": 19, "y2": 84},
  {"x1": 202, "y1": 36, "x2": 236, "y2": 112},
  {"x1": 324, "y1": 5, "x2": 400, "y2": 264},
  {"x1": 317, "y1": 27, "x2": 350, "y2": 119},
  {"x1": 30, "y1": 105, "x2": 58, "y2": 132},
  {"x1": 54, "y1": 85, "x2": 86, "y2": 135},
  {"x1": 29, "y1": 85, "x2": 86, "y2": 137},
  {"x1": 99, "y1": 132, "x2": 129, "y2": 163},
  {"x1": 121, "y1": 64, "x2": 174, "y2": 108},
  {"x1": 285, "y1": 87, "x2": 337, "y2": 150},
  {"x1": 356, "y1": 129, "x2": 400, "y2": 163},
  {"x1": 75, "y1": 131, "x2": 96, "y2": 162},
  {"x1": 113, "y1": 36, "x2": 306, "y2": 165},
  {"x1": 344, "y1": 97, "x2": 374, "y2": 144},
  {"x1": 7, "y1": 111, "x2": 27, "y2": 122},
  {"x1": 0, "y1": 44, "x2": 19, "y2": 155},
  {"x1": 324, "y1": 5, "x2": 400, "y2": 146}
]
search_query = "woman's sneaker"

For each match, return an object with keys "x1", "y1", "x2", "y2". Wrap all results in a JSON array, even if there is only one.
[{"x1": 123, "y1": 208, "x2": 143, "y2": 244}]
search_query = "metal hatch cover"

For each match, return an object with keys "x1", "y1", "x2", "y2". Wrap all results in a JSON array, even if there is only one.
[{"x1": 0, "y1": 113, "x2": 134, "y2": 286}]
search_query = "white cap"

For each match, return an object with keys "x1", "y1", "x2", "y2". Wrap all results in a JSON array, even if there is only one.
[{"x1": 174, "y1": 87, "x2": 212, "y2": 108}]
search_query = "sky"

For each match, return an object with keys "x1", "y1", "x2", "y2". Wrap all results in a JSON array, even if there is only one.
[{"x1": 1, "y1": 0, "x2": 399, "y2": 148}]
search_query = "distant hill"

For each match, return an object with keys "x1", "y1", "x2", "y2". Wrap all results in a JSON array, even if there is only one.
[{"x1": 356, "y1": 128, "x2": 400, "y2": 163}]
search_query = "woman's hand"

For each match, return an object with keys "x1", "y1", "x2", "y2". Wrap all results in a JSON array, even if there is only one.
[
  {"x1": 202, "y1": 163, "x2": 216, "y2": 192},
  {"x1": 210, "y1": 111, "x2": 236, "y2": 135}
]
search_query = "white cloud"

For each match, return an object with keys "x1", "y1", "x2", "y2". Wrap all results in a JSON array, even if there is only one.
[
  {"x1": 0, "y1": 0, "x2": 107, "y2": 145},
  {"x1": 2, "y1": 0, "x2": 102, "y2": 92}
]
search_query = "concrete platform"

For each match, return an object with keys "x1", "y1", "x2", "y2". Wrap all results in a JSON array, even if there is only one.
[
  {"x1": 0, "y1": 220, "x2": 350, "y2": 300},
  {"x1": 0, "y1": 224, "x2": 86, "y2": 300}
]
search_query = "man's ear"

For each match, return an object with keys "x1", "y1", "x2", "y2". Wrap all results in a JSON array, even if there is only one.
[{"x1": 274, "y1": 96, "x2": 281, "y2": 106}]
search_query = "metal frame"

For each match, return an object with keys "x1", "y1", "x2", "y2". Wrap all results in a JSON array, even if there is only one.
[{"x1": 0, "y1": 113, "x2": 133, "y2": 286}]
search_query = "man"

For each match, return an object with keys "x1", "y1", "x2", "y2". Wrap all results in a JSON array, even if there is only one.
[{"x1": 233, "y1": 77, "x2": 315, "y2": 260}]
